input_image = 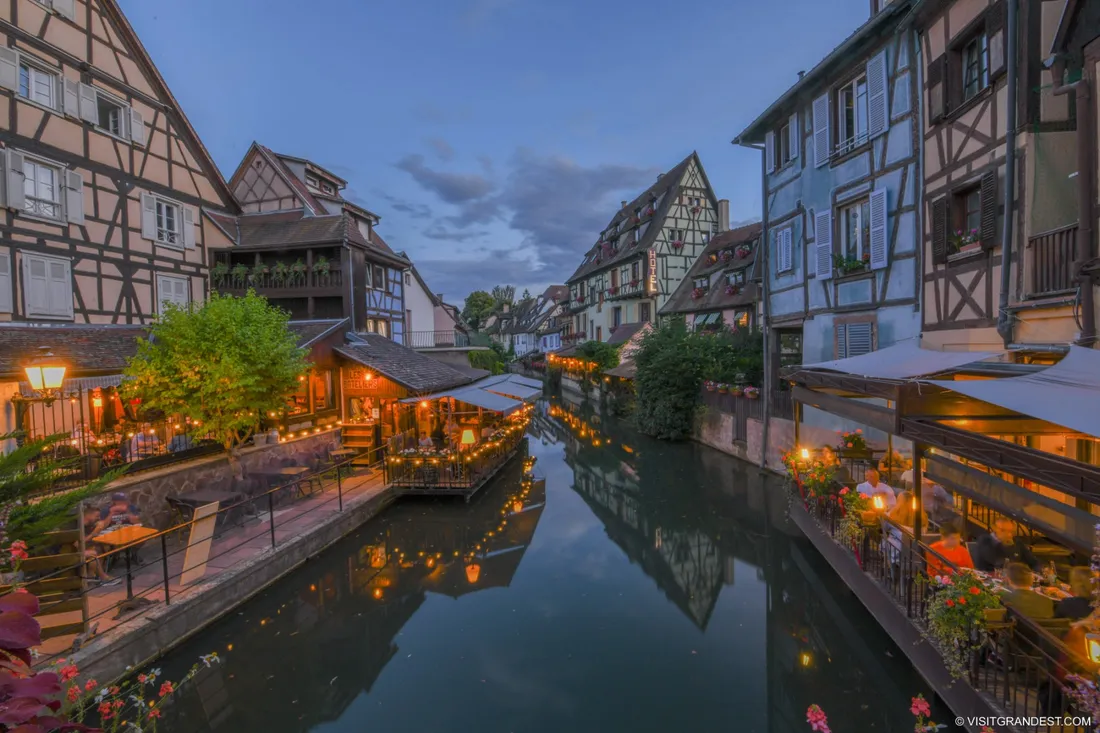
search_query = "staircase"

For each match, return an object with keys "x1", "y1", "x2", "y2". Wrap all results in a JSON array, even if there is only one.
[{"x1": 340, "y1": 424, "x2": 376, "y2": 450}]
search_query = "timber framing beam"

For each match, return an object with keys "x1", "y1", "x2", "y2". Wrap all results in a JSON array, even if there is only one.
[
  {"x1": 792, "y1": 386, "x2": 897, "y2": 434},
  {"x1": 784, "y1": 370, "x2": 902, "y2": 400}
]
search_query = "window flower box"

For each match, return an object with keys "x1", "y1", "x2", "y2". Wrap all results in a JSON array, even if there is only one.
[
  {"x1": 719, "y1": 250, "x2": 733, "y2": 263},
  {"x1": 691, "y1": 205, "x2": 701, "y2": 214},
  {"x1": 708, "y1": 253, "x2": 719, "y2": 265},
  {"x1": 736, "y1": 244, "x2": 752, "y2": 259},
  {"x1": 725, "y1": 284, "x2": 741, "y2": 296},
  {"x1": 645, "y1": 206, "x2": 655, "y2": 217},
  {"x1": 691, "y1": 287, "x2": 706, "y2": 299},
  {"x1": 832, "y1": 253, "x2": 866, "y2": 276},
  {"x1": 717, "y1": 383, "x2": 729, "y2": 394},
  {"x1": 671, "y1": 240, "x2": 684, "y2": 251},
  {"x1": 630, "y1": 278, "x2": 639, "y2": 288}
]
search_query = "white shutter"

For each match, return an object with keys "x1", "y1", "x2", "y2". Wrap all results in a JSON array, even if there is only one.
[
  {"x1": 764, "y1": 131, "x2": 775, "y2": 173},
  {"x1": 812, "y1": 93, "x2": 830, "y2": 168},
  {"x1": 141, "y1": 193, "x2": 157, "y2": 240},
  {"x1": 867, "y1": 50, "x2": 890, "y2": 138},
  {"x1": 62, "y1": 78, "x2": 80, "y2": 118},
  {"x1": 0, "y1": 47, "x2": 18, "y2": 93},
  {"x1": 129, "y1": 107, "x2": 145, "y2": 146},
  {"x1": 181, "y1": 206, "x2": 196, "y2": 248},
  {"x1": 0, "y1": 253, "x2": 11, "y2": 313},
  {"x1": 174, "y1": 277, "x2": 189, "y2": 305},
  {"x1": 814, "y1": 209, "x2": 833, "y2": 279},
  {"x1": 46, "y1": 257, "x2": 72, "y2": 318},
  {"x1": 847, "y1": 322, "x2": 874, "y2": 356},
  {"x1": 63, "y1": 169, "x2": 84, "y2": 225},
  {"x1": 868, "y1": 188, "x2": 888, "y2": 270},
  {"x1": 52, "y1": 0, "x2": 76, "y2": 21},
  {"x1": 78, "y1": 83, "x2": 98, "y2": 124},
  {"x1": 789, "y1": 113, "x2": 799, "y2": 160},
  {"x1": 6, "y1": 150, "x2": 26, "y2": 212},
  {"x1": 23, "y1": 255, "x2": 49, "y2": 316},
  {"x1": 836, "y1": 325, "x2": 848, "y2": 359}
]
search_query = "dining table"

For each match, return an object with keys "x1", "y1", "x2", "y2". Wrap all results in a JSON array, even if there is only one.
[
  {"x1": 93, "y1": 524, "x2": 160, "y2": 617},
  {"x1": 253, "y1": 466, "x2": 313, "y2": 497}
]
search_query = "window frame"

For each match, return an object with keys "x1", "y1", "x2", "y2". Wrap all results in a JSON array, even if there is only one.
[
  {"x1": 305, "y1": 174, "x2": 320, "y2": 188},
  {"x1": 692, "y1": 276, "x2": 709, "y2": 292},
  {"x1": 774, "y1": 120, "x2": 791, "y2": 169},
  {"x1": 837, "y1": 198, "x2": 871, "y2": 264},
  {"x1": 726, "y1": 270, "x2": 746, "y2": 287},
  {"x1": 154, "y1": 198, "x2": 181, "y2": 247},
  {"x1": 372, "y1": 265, "x2": 386, "y2": 291},
  {"x1": 17, "y1": 56, "x2": 58, "y2": 110},
  {"x1": 638, "y1": 302, "x2": 651, "y2": 323},
  {"x1": 93, "y1": 89, "x2": 129, "y2": 140},
  {"x1": 156, "y1": 273, "x2": 190, "y2": 314},
  {"x1": 960, "y1": 30, "x2": 990, "y2": 103},
  {"x1": 834, "y1": 72, "x2": 869, "y2": 155},
  {"x1": 20, "y1": 250, "x2": 73, "y2": 320},
  {"x1": 21, "y1": 155, "x2": 63, "y2": 222}
]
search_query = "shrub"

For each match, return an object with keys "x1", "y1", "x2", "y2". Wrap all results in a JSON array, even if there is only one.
[
  {"x1": 469, "y1": 349, "x2": 504, "y2": 375},
  {"x1": 574, "y1": 340, "x2": 620, "y2": 372}
]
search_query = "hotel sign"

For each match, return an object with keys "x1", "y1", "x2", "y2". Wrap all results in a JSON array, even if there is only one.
[{"x1": 647, "y1": 248, "x2": 658, "y2": 294}]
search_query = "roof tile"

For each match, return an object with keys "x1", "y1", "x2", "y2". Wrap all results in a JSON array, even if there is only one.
[
  {"x1": 660, "y1": 223, "x2": 763, "y2": 316},
  {"x1": 0, "y1": 325, "x2": 146, "y2": 378},
  {"x1": 335, "y1": 335, "x2": 473, "y2": 393}
]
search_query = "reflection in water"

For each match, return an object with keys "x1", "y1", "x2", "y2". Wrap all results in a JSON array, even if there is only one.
[{"x1": 158, "y1": 396, "x2": 959, "y2": 733}]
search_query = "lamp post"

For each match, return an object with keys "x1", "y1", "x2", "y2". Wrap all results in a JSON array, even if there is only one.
[{"x1": 13, "y1": 347, "x2": 67, "y2": 405}]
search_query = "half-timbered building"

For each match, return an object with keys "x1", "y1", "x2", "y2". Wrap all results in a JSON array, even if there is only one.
[
  {"x1": 212, "y1": 143, "x2": 410, "y2": 343},
  {"x1": 734, "y1": 0, "x2": 922, "y2": 419},
  {"x1": 915, "y1": 0, "x2": 1090, "y2": 350},
  {"x1": 564, "y1": 152, "x2": 723, "y2": 344},
  {"x1": 0, "y1": 0, "x2": 238, "y2": 327}
]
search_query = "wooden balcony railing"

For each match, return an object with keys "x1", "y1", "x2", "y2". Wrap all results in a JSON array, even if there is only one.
[
  {"x1": 1028, "y1": 224, "x2": 1077, "y2": 296},
  {"x1": 215, "y1": 269, "x2": 344, "y2": 293}
]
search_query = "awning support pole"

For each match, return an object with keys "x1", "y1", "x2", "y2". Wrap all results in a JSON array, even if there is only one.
[{"x1": 913, "y1": 443, "x2": 925, "y2": 547}]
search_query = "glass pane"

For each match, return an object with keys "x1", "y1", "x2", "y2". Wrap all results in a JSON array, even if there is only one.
[
  {"x1": 856, "y1": 78, "x2": 868, "y2": 138},
  {"x1": 33, "y1": 71, "x2": 52, "y2": 106},
  {"x1": 844, "y1": 207, "x2": 859, "y2": 259},
  {"x1": 19, "y1": 66, "x2": 29, "y2": 98},
  {"x1": 37, "y1": 166, "x2": 54, "y2": 202},
  {"x1": 860, "y1": 201, "x2": 871, "y2": 256}
]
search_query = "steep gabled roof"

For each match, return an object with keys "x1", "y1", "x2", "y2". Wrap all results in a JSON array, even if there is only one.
[
  {"x1": 0, "y1": 324, "x2": 147, "y2": 379},
  {"x1": 227, "y1": 143, "x2": 325, "y2": 215},
  {"x1": 606, "y1": 321, "x2": 649, "y2": 347},
  {"x1": 660, "y1": 223, "x2": 763, "y2": 315},
  {"x1": 335, "y1": 335, "x2": 472, "y2": 393},
  {"x1": 566, "y1": 152, "x2": 716, "y2": 284}
]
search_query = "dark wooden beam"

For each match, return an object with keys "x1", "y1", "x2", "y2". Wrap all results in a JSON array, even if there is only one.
[
  {"x1": 785, "y1": 369, "x2": 902, "y2": 399},
  {"x1": 792, "y1": 385, "x2": 897, "y2": 434}
]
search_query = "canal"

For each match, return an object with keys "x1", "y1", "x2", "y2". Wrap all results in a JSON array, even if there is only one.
[{"x1": 156, "y1": 395, "x2": 961, "y2": 733}]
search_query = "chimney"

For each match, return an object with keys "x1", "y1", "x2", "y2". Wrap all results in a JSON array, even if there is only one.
[
  {"x1": 656, "y1": 173, "x2": 663, "y2": 181},
  {"x1": 502, "y1": 303, "x2": 510, "y2": 313},
  {"x1": 435, "y1": 293, "x2": 444, "y2": 301},
  {"x1": 797, "y1": 70, "x2": 805, "y2": 80},
  {"x1": 620, "y1": 200, "x2": 627, "y2": 208},
  {"x1": 718, "y1": 199, "x2": 730, "y2": 233}
]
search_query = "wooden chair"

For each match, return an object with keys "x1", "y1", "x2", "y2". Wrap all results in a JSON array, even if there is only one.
[{"x1": 1, "y1": 529, "x2": 89, "y2": 651}]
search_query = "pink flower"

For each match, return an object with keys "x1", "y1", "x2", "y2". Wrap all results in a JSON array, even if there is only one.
[
  {"x1": 806, "y1": 704, "x2": 832, "y2": 733},
  {"x1": 159, "y1": 681, "x2": 175, "y2": 698},
  {"x1": 8, "y1": 540, "x2": 28, "y2": 562},
  {"x1": 910, "y1": 695, "x2": 931, "y2": 718},
  {"x1": 84, "y1": 679, "x2": 97, "y2": 691},
  {"x1": 59, "y1": 663, "x2": 79, "y2": 682},
  {"x1": 66, "y1": 686, "x2": 81, "y2": 703},
  {"x1": 839, "y1": 488, "x2": 849, "y2": 496}
]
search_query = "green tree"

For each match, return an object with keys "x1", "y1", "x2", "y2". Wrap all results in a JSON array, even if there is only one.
[
  {"x1": 462, "y1": 290, "x2": 496, "y2": 331},
  {"x1": 520, "y1": 288, "x2": 532, "y2": 301},
  {"x1": 575, "y1": 340, "x2": 620, "y2": 372},
  {"x1": 122, "y1": 291, "x2": 308, "y2": 451},
  {"x1": 491, "y1": 284, "x2": 516, "y2": 307},
  {"x1": 633, "y1": 318, "x2": 709, "y2": 440}
]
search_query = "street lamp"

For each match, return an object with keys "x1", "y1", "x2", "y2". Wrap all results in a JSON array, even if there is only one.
[{"x1": 14, "y1": 347, "x2": 66, "y2": 404}]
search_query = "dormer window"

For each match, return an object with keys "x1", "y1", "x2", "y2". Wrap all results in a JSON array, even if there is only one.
[
  {"x1": 321, "y1": 181, "x2": 335, "y2": 194},
  {"x1": 726, "y1": 270, "x2": 745, "y2": 287},
  {"x1": 693, "y1": 276, "x2": 709, "y2": 291},
  {"x1": 305, "y1": 174, "x2": 320, "y2": 188}
]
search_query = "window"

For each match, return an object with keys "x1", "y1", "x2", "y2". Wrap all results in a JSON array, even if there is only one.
[
  {"x1": 321, "y1": 182, "x2": 335, "y2": 194},
  {"x1": 961, "y1": 32, "x2": 989, "y2": 102},
  {"x1": 596, "y1": 326, "x2": 602, "y2": 342},
  {"x1": 959, "y1": 186, "x2": 981, "y2": 238},
  {"x1": 22, "y1": 158, "x2": 61, "y2": 220},
  {"x1": 732, "y1": 310, "x2": 751, "y2": 329},
  {"x1": 155, "y1": 199, "x2": 180, "y2": 245},
  {"x1": 694, "y1": 312, "x2": 722, "y2": 331},
  {"x1": 639, "y1": 302, "x2": 651, "y2": 323},
  {"x1": 21, "y1": 252, "x2": 72, "y2": 319},
  {"x1": 726, "y1": 270, "x2": 745, "y2": 287},
  {"x1": 305, "y1": 174, "x2": 319, "y2": 188},
  {"x1": 610, "y1": 269, "x2": 619, "y2": 289},
  {"x1": 612, "y1": 306, "x2": 622, "y2": 328},
  {"x1": 18, "y1": 60, "x2": 56, "y2": 108},
  {"x1": 157, "y1": 274, "x2": 189, "y2": 313},
  {"x1": 366, "y1": 318, "x2": 389, "y2": 337},
  {"x1": 774, "y1": 120, "x2": 790, "y2": 169},
  {"x1": 668, "y1": 229, "x2": 682, "y2": 243},
  {"x1": 286, "y1": 376, "x2": 309, "y2": 415},
  {"x1": 631, "y1": 261, "x2": 640, "y2": 283},
  {"x1": 373, "y1": 265, "x2": 385, "y2": 291},
  {"x1": 693, "y1": 276, "x2": 709, "y2": 292},
  {"x1": 96, "y1": 94, "x2": 126, "y2": 137},
  {"x1": 311, "y1": 370, "x2": 334, "y2": 411},
  {"x1": 0, "y1": 252, "x2": 10, "y2": 313},
  {"x1": 836, "y1": 73, "x2": 868, "y2": 154},
  {"x1": 839, "y1": 199, "x2": 871, "y2": 262},
  {"x1": 835, "y1": 321, "x2": 874, "y2": 359}
]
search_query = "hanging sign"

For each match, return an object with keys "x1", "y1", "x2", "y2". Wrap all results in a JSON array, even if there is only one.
[{"x1": 647, "y1": 248, "x2": 658, "y2": 294}]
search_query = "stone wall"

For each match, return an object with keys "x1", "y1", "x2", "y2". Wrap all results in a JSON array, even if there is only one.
[
  {"x1": 98, "y1": 430, "x2": 340, "y2": 528},
  {"x1": 693, "y1": 407, "x2": 837, "y2": 475}
]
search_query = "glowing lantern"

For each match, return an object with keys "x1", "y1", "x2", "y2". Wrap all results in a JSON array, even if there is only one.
[
  {"x1": 513, "y1": 501, "x2": 523, "y2": 513},
  {"x1": 872, "y1": 495, "x2": 885, "y2": 511},
  {"x1": 1087, "y1": 633, "x2": 1100, "y2": 664},
  {"x1": 799, "y1": 448, "x2": 810, "y2": 461},
  {"x1": 800, "y1": 651, "x2": 812, "y2": 668},
  {"x1": 420, "y1": 401, "x2": 429, "y2": 408},
  {"x1": 372, "y1": 588, "x2": 384, "y2": 599},
  {"x1": 92, "y1": 395, "x2": 103, "y2": 409},
  {"x1": 466, "y1": 564, "x2": 481, "y2": 584},
  {"x1": 24, "y1": 348, "x2": 66, "y2": 392},
  {"x1": 461, "y1": 429, "x2": 476, "y2": 447}
]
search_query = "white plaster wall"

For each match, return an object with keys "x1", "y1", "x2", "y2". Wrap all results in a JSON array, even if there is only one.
[{"x1": 404, "y1": 272, "x2": 436, "y2": 335}]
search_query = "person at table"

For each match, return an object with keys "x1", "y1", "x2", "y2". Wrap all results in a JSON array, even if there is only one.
[
  {"x1": 418, "y1": 434, "x2": 434, "y2": 449},
  {"x1": 857, "y1": 468, "x2": 896, "y2": 510},
  {"x1": 926, "y1": 521, "x2": 974, "y2": 578},
  {"x1": 972, "y1": 517, "x2": 1040, "y2": 573},
  {"x1": 129, "y1": 423, "x2": 161, "y2": 459},
  {"x1": 900, "y1": 475, "x2": 956, "y2": 525},
  {"x1": 1055, "y1": 567, "x2": 1095, "y2": 620},
  {"x1": 884, "y1": 491, "x2": 918, "y2": 555},
  {"x1": 819, "y1": 446, "x2": 853, "y2": 485},
  {"x1": 1002, "y1": 562, "x2": 1055, "y2": 619},
  {"x1": 100, "y1": 492, "x2": 141, "y2": 528},
  {"x1": 81, "y1": 506, "x2": 119, "y2": 585}
]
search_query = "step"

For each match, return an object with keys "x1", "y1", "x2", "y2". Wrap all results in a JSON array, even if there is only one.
[{"x1": 342, "y1": 439, "x2": 376, "y2": 448}]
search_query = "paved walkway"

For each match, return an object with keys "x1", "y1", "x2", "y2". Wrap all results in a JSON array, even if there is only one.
[{"x1": 40, "y1": 468, "x2": 388, "y2": 659}]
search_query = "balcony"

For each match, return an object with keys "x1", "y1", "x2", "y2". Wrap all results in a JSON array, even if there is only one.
[
  {"x1": 568, "y1": 295, "x2": 593, "y2": 313},
  {"x1": 214, "y1": 269, "x2": 344, "y2": 296},
  {"x1": 607, "y1": 282, "x2": 646, "y2": 301},
  {"x1": 407, "y1": 330, "x2": 471, "y2": 349},
  {"x1": 1028, "y1": 223, "x2": 1077, "y2": 297}
]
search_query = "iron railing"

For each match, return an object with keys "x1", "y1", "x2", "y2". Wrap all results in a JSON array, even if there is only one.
[
  {"x1": 1028, "y1": 224, "x2": 1078, "y2": 296},
  {"x1": 797, "y1": 487, "x2": 1094, "y2": 732},
  {"x1": 383, "y1": 427, "x2": 527, "y2": 491},
  {"x1": 406, "y1": 330, "x2": 471, "y2": 349},
  {"x1": 214, "y1": 269, "x2": 344, "y2": 293}
]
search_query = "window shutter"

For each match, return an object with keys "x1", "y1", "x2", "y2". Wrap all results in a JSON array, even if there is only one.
[
  {"x1": 63, "y1": 169, "x2": 84, "y2": 225},
  {"x1": 931, "y1": 197, "x2": 949, "y2": 264},
  {"x1": 987, "y1": 0, "x2": 1007, "y2": 80},
  {"x1": 927, "y1": 55, "x2": 945, "y2": 122},
  {"x1": 868, "y1": 188, "x2": 889, "y2": 269},
  {"x1": 835, "y1": 324, "x2": 848, "y2": 359},
  {"x1": 141, "y1": 193, "x2": 157, "y2": 240},
  {"x1": 181, "y1": 206, "x2": 196, "y2": 249},
  {"x1": 0, "y1": 47, "x2": 18, "y2": 93},
  {"x1": 129, "y1": 108, "x2": 146, "y2": 146},
  {"x1": 62, "y1": 78, "x2": 80, "y2": 118},
  {"x1": 52, "y1": 0, "x2": 76, "y2": 21},
  {"x1": 812, "y1": 93, "x2": 830, "y2": 167},
  {"x1": 0, "y1": 253, "x2": 11, "y2": 313},
  {"x1": 6, "y1": 150, "x2": 26, "y2": 212},
  {"x1": 789, "y1": 113, "x2": 799, "y2": 160},
  {"x1": 783, "y1": 228, "x2": 794, "y2": 272},
  {"x1": 47, "y1": 258, "x2": 72, "y2": 318},
  {"x1": 867, "y1": 49, "x2": 890, "y2": 138},
  {"x1": 846, "y1": 322, "x2": 874, "y2": 356},
  {"x1": 23, "y1": 256, "x2": 49, "y2": 316},
  {"x1": 78, "y1": 83, "x2": 98, "y2": 125},
  {"x1": 765, "y1": 131, "x2": 775, "y2": 173},
  {"x1": 815, "y1": 209, "x2": 833, "y2": 279},
  {"x1": 979, "y1": 170, "x2": 998, "y2": 249}
]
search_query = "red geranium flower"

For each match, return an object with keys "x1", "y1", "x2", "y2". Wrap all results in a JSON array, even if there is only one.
[
  {"x1": 149, "y1": 708, "x2": 162, "y2": 720},
  {"x1": 957, "y1": 597, "x2": 967, "y2": 605},
  {"x1": 839, "y1": 488, "x2": 849, "y2": 495},
  {"x1": 969, "y1": 586, "x2": 981, "y2": 595},
  {"x1": 910, "y1": 695, "x2": 931, "y2": 717},
  {"x1": 98, "y1": 702, "x2": 114, "y2": 720},
  {"x1": 59, "y1": 663, "x2": 79, "y2": 682},
  {"x1": 84, "y1": 679, "x2": 98, "y2": 691},
  {"x1": 945, "y1": 599, "x2": 955, "y2": 607},
  {"x1": 159, "y1": 681, "x2": 175, "y2": 698},
  {"x1": 66, "y1": 686, "x2": 81, "y2": 703}
]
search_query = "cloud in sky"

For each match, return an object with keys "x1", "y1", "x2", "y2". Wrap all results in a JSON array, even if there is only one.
[
  {"x1": 426, "y1": 137, "x2": 455, "y2": 161},
  {"x1": 395, "y1": 154, "x2": 495, "y2": 204}
]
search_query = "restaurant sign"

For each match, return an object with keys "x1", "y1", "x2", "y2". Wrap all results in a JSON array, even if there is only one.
[{"x1": 647, "y1": 248, "x2": 658, "y2": 294}]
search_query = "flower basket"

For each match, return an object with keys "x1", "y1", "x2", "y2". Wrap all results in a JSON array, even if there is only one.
[
  {"x1": 290, "y1": 258, "x2": 308, "y2": 284},
  {"x1": 230, "y1": 263, "x2": 250, "y2": 286},
  {"x1": 671, "y1": 240, "x2": 684, "y2": 251},
  {"x1": 743, "y1": 386, "x2": 760, "y2": 399},
  {"x1": 575, "y1": 296, "x2": 584, "y2": 304},
  {"x1": 719, "y1": 250, "x2": 733, "y2": 263},
  {"x1": 925, "y1": 570, "x2": 1005, "y2": 678},
  {"x1": 838, "y1": 429, "x2": 867, "y2": 453},
  {"x1": 736, "y1": 244, "x2": 751, "y2": 259},
  {"x1": 250, "y1": 263, "x2": 270, "y2": 282},
  {"x1": 959, "y1": 242, "x2": 982, "y2": 254},
  {"x1": 312, "y1": 255, "x2": 331, "y2": 276},
  {"x1": 691, "y1": 205, "x2": 701, "y2": 214},
  {"x1": 630, "y1": 279, "x2": 639, "y2": 288},
  {"x1": 717, "y1": 383, "x2": 729, "y2": 394},
  {"x1": 725, "y1": 284, "x2": 741, "y2": 296},
  {"x1": 729, "y1": 386, "x2": 743, "y2": 397},
  {"x1": 691, "y1": 287, "x2": 705, "y2": 299},
  {"x1": 950, "y1": 228, "x2": 981, "y2": 254},
  {"x1": 645, "y1": 207, "x2": 655, "y2": 217},
  {"x1": 704, "y1": 380, "x2": 715, "y2": 392}
]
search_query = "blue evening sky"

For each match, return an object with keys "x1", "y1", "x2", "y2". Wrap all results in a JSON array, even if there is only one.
[{"x1": 120, "y1": 0, "x2": 869, "y2": 302}]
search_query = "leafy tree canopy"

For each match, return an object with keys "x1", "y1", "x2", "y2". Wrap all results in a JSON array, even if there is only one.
[
  {"x1": 122, "y1": 291, "x2": 308, "y2": 451},
  {"x1": 462, "y1": 290, "x2": 496, "y2": 331},
  {"x1": 575, "y1": 340, "x2": 620, "y2": 372},
  {"x1": 520, "y1": 288, "x2": 532, "y2": 301},
  {"x1": 491, "y1": 284, "x2": 516, "y2": 307}
]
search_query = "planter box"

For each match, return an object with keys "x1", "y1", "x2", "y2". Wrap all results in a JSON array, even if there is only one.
[
  {"x1": 983, "y1": 607, "x2": 1007, "y2": 623},
  {"x1": 838, "y1": 448, "x2": 873, "y2": 461}
]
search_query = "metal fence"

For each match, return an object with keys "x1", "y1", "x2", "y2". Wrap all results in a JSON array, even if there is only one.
[
  {"x1": 798, "y1": 488, "x2": 1094, "y2": 732},
  {"x1": 406, "y1": 330, "x2": 471, "y2": 349},
  {"x1": 383, "y1": 429, "x2": 527, "y2": 492}
]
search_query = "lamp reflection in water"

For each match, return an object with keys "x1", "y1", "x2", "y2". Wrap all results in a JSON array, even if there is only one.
[{"x1": 466, "y1": 564, "x2": 480, "y2": 584}]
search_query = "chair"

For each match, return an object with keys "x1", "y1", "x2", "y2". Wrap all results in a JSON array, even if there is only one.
[{"x1": 1, "y1": 529, "x2": 89, "y2": 652}]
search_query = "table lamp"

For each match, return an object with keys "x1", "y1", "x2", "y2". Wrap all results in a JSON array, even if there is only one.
[{"x1": 461, "y1": 429, "x2": 476, "y2": 448}]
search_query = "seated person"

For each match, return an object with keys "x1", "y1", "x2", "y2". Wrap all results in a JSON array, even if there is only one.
[
  {"x1": 1002, "y1": 562, "x2": 1055, "y2": 619},
  {"x1": 100, "y1": 492, "x2": 141, "y2": 528},
  {"x1": 129, "y1": 424, "x2": 161, "y2": 459},
  {"x1": 820, "y1": 446, "x2": 853, "y2": 485},
  {"x1": 856, "y1": 469, "x2": 896, "y2": 511},
  {"x1": 972, "y1": 517, "x2": 1040, "y2": 573},
  {"x1": 81, "y1": 506, "x2": 117, "y2": 585},
  {"x1": 1055, "y1": 567, "x2": 1095, "y2": 620},
  {"x1": 168, "y1": 432, "x2": 194, "y2": 452},
  {"x1": 418, "y1": 434, "x2": 434, "y2": 449},
  {"x1": 926, "y1": 521, "x2": 974, "y2": 577},
  {"x1": 904, "y1": 476, "x2": 957, "y2": 525},
  {"x1": 884, "y1": 491, "x2": 918, "y2": 555}
]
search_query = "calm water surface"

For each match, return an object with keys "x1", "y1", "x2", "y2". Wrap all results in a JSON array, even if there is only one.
[{"x1": 157, "y1": 396, "x2": 961, "y2": 733}]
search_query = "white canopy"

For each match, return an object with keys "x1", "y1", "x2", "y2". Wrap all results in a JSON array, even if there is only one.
[
  {"x1": 928, "y1": 345, "x2": 1100, "y2": 438},
  {"x1": 800, "y1": 341, "x2": 1002, "y2": 380},
  {"x1": 401, "y1": 386, "x2": 524, "y2": 415},
  {"x1": 469, "y1": 374, "x2": 543, "y2": 401}
]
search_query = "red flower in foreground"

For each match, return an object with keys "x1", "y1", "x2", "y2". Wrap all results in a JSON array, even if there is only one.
[
  {"x1": 8, "y1": 540, "x2": 28, "y2": 562},
  {"x1": 66, "y1": 686, "x2": 81, "y2": 703},
  {"x1": 957, "y1": 597, "x2": 967, "y2": 605},
  {"x1": 149, "y1": 707, "x2": 162, "y2": 720},
  {"x1": 945, "y1": 599, "x2": 955, "y2": 607},
  {"x1": 806, "y1": 704, "x2": 832, "y2": 733},
  {"x1": 84, "y1": 678, "x2": 98, "y2": 691},
  {"x1": 839, "y1": 488, "x2": 849, "y2": 496},
  {"x1": 59, "y1": 663, "x2": 79, "y2": 682},
  {"x1": 969, "y1": 586, "x2": 981, "y2": 595},
  {"x1": 98, "y1": 701, "x2": 114, "y2": 720},
  {"x1": 846, "y1": 442, "x2": 854, "y2": 448},
  {"x1": 910, "y1": 695, "x2": 931, "y2": 718},
  {"x1": 138, "y1": 673, "x2": 148, "y2": 684},
  {"x1": 159, "y1": 681, "x2": 175, "y2": 698}
]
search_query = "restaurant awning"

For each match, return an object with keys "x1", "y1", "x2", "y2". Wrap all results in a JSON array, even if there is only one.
[
  {"x1": 400, "y1": 385, "x2": 524, "y2": 415},
  {"x1": 800, "y1": 341, "x2": 1002, "y2": 379},
  {"x1": 476, "y1": 374, "x2": 543, "y2": 401},
  {"x1": 927, "y1": 345, "x2": 1100, "y2": 438}
]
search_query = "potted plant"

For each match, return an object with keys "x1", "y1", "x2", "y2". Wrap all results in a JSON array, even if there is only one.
[
  {"x1": 671, "y1": 240, "x2": 684, "y2": 251},
  {"x1": 313, "y1": 255, "x2": 331, "y2": 277},
  {"x1": 837, "y1": 429, "x2": 868, "y2": 454},
  {"x1": 645, "y1": 206, "x2": 655, "y2": 216},
  {"x1": 691, "y1": 205, "x2": 701, "y2": 214},
  {"x1": 272, "y1": 261, "x2": 290, "y2": 286},
  {"x1": 950, "y1": 228, "x2": 982, "y2": 254},
  {"x1": 290, "y1": 258, "x2": 308, "y2": 284},
  {"x1": 736, "y1": 244, "x2": 752, "y2": 259},
  {"x1": 708, "y1": 253, "x2": 719, "y2": 265},
  {"x1": 211, "y1": 260, "x2": 229, "y2": 287},
  {"x1": 230, "y1": 263, "x2": 250, "y2": 287},
  {"x1": 704, "y1": 380, "x2": 716, "y2": 392},
  {"x1": 743, "y1": 386, "x2": 760, "y2": 399},
  {"x1": 250, "y1": 262, "x2": 270, "y2": 283},
  {"x1": 924, "y1": 570, "x2": 1004, "y2": 678},
  {"x1": 630, "y1": 278, "x2": 639, "y2": 288},
  {"x1": 717, "y1": 383, "x2": 729, "y2": 394},
  {"x1": 719, "y1": 250, "x2": 733, "y2": 263},
  {"x1": 836, "y1": 487, "x2": 872, "y2": 547},
  {"x1": 691, "y1": 287, "x2": 705, "y2": 299},
  {"x1": 575, "y1": 295, "x2": 584, "y2": 304},
  {"x1": 725, "y1": 284, "x2": 741, "y2": 296},
  {"x1": 832, "y1": 253, "x2": 865, "y2": 275},
  {"x1": 730, "y1": 385, "x2": 743, "y2": 397}
]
